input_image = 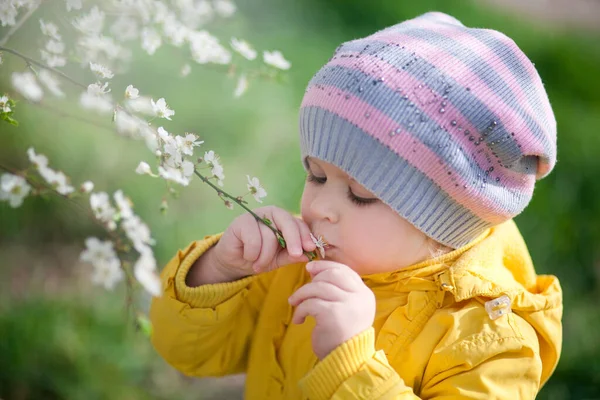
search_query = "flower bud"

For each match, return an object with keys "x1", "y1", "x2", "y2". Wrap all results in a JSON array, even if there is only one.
[{"x1": 80, "y1": 181, "x2": 94, "y2": 193}]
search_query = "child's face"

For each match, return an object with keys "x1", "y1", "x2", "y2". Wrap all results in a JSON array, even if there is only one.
[{"x1": 300, "y1": 157, "x2": 434, "y2": 275}]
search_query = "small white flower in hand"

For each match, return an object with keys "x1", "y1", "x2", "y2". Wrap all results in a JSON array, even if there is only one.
[
  {"x1": 90, "y1": 62, "x2": 114, "y2": 79},
  {"x1": 263, "y1": 50, "x2": 291, "y2": 70},
  {"x1": 125, "y1": 84, "x2": 139, "y2": 99},
  {"x1": 0, "y1": 173, "x2": 31, "y2": 208},
  {"x1": 230, "y1": 38, "x2": 257, "y2": 60},
  {"x1": 246, "y1": 175, "x2": 267, "y2": 203},
  {"x1": 309, "y1": 233, "x2": 328, "y2": 258},
  {"x1": 151, "y1": 97, "x2": 175, "y2": 120}
]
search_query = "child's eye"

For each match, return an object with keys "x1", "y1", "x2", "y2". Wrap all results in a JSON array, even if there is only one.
[
  {"x1": 306, "y1": 173, "x2": 326, "y2": 184},
  {"x1": 347, "y1": 188, "x2": 378, "y2": 207}
]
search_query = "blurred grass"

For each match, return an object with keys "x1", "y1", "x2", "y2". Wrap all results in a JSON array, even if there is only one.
[{"x1": 1, "y1": 0, "x2": 600, "y2": 398}]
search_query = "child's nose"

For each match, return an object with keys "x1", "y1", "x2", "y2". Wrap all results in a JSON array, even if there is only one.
[{"x1": 309, "y1": 186, "x2": 339, "y2": 223}]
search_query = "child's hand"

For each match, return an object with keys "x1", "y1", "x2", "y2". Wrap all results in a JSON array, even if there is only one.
[
  {"x1": 288, "y1": 260, "x2": 376, "y2": 360},
  {"x1": 211, "y1": 206, "x2": 317, "y2": 281}
]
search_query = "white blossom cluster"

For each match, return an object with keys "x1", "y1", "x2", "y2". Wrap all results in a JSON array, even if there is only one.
[
  {"x1": 7, "y1": 0, "x2": 292, "y2": 102},
  {"x1": 86, "y1": 189, "x2": 161, "y2": 296},
  {"x1": 0, "y1": 146, "x2": 161, "y2": 296}
]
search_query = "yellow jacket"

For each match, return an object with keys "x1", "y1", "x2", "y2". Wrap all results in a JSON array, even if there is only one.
[{"x1": 150, "y1": 220, "x2": 562, "y2": 399}]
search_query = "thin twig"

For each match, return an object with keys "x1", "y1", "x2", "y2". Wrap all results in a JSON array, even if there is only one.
[
  {"x1": 0, "y1": 163, "x2": 119, "y2": 243},
  {"x1": 193, "y1": 169, "x2": 317, "y2": 260},
  {"x1": 0, "y1": 46, "x2": 88, "y2": 89},
  {"x1": 0, "y1": 2, "x2": 42, "y2": 47}
]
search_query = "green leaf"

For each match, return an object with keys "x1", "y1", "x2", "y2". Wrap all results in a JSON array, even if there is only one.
[
  {"x1": 263, "y1": 217, "x2": 272, "y2": 226},
  {"x1": 277, "y1": 235, "x2": 286, "y2": 249}
]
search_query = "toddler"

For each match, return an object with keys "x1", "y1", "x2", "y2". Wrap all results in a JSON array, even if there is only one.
[{"x1": 150, "y1": 11, "x2": 562, "y2": 399}]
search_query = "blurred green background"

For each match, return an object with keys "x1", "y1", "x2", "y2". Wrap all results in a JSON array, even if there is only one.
[{"x1": 1, "y1": 0, "x2": 599, "y2": 398}]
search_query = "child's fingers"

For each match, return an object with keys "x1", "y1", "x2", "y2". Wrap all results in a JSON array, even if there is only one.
[
  {"x1": 295, "y1": 218, "x2": 317, "y2": 253},
  {"x1": 237, "y1": 214, "x2": 262, "y2": 263},
  {"x1": 288, "y1": 281, "x2": 346, "y2": 306},
  {"x1": 271, "y1": 208, "x2": 303, "y2": 257},
  {"x1": 252, "y1": 222, "x2": 279, "y2": 272},
  {"x1": 307, "y1": 261, "x2": 363, "y2": 291},
  {"x1": 291, "y1": 298, "x2": 330, "y2": 324}
]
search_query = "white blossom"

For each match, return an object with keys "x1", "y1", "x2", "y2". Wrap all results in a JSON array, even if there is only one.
[
  {"x1": 0, "y1": 95, "x2": 11, "y2": 113},
  {"x1": 110, "y1": 15, "x2": 139, "y2": 41},
  {"x1": 126, "y1": 96, "x2": 155, "y2": 115},
  {"x1": 158, "y1": 165, "x2": 190, "y2": 186},
  {"x1": 40, "y1": 50, "x2": 66, "y2": 68},
  {"x1": 141, "y1": 27, "x2": 162, "y2": 55},
  {"x1": 38, "y1": 167, "x2": 75, "y2": 195},
  {"x1": 80, "y1": 237, "x2": 123, "y2": 290},
  {"x1": 135, "y1": 161, "x2": 152, "y2": 175},
  {"x1": 180, "y1": 63, "x2": 191, "y2": 77},
  {"x1": 113, "y1": 189, "x2": 134, "y2": 219},
  {"x1": 72, "y1": 6, "x2": 105, "y2": 36},
  {"x1": 213, "y1": 0, "x2": 236, "y2": 17},
  {"x1": 188, "y1": 30, "x2": 231, "y2": 65},
  {"x1": 80, "y1": 83, "x2": 113, "y2": 114},
  {"x1": 90, "y1": 62, "x2": 114, "y2": 79},
  {"x1": 230, "y1": 38, "x2": 256, "y2": 60},
  {"x1": 125, "y1": 84, "x2": 139, "y2": 99},
  {"x1": 176, "y1": 133, "x2": 203, "y2": 156},
  {"x1": 122, "y1": 215, "x2": 155, "y2": 251},
  {"x1": 65, "y1": 0, "x2": 83, "y2": 12},
  {"x1": 0, "y1": 2, "x2": 18, "y2": 27},
  {"x1": 204, "y1": 150, "x2": 224, "y2": 185},
  {"x1": 90, "y1": 192, "x2": 117, "y2": 230},
  {"x1": 0, "y1": 173, "x2": 31, "y2": 208},
  {"x1": 27, "y1": 147, "x2": 49, "y2": 168},
  {"x1": 151, "y1": 97, "x2": 175, "y2": 120},
  {"x1": 37, "y1": 70, "x2": 65, "y2": 98},
  {"x1": 81, "y1": 181, "x2": 94, "y2": 193},
  {"x1": 310, "y1": 233, "x2": 328, "y2": 259},
  {"x1": 234, "y1": 73, "x2": 248, "y2": 98},
  {"x1": 163, "y1": 15, "x2": 189, "y2": 47},
  {"x1": 39, "y1": 19, "x2": 61, "y2": 40},
  {"x1": 87, "y1": 82, "x2": 111, "y2": 95},
  {"x1": 133, "y1": 246, "x2": 161, "y2": 297},
  {"x1": 263, "y1": 50, "x2": 291, "y2": 70},
  {"x1": 77, "y1": 35, "x2": 129, "y2": 65},
  {"x1": 11, "y1": 71, "x2": 43, "y2": 102},
  {"x1": 114, "y1": 109, "x2": 145, "y2": 136},
  {"x1": 246, "y1": 175, "x2": 267, "y2": 203}
]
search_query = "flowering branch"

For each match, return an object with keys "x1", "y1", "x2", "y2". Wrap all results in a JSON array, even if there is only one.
[
  {"x1": 0, "y1": 2, "x2": 41, "y2": 47},
  {"x1": 0, "y1": 46, "x2": 88, "y2": 89},
  {"x1": 194, "y1": 169, "x2": 317, "y2": 261}
]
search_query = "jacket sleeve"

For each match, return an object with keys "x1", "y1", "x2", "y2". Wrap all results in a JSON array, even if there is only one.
[
  {"x1": 299, "y1": 324, "x2": 542, "y2": 400},
  {"x1": 149, "y1": 233, "x2": 275, "y2": 377}
]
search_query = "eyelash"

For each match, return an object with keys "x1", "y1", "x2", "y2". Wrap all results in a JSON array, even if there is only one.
[{"x1": 306, "y1": 173, "x2": 378, "y2": 207}]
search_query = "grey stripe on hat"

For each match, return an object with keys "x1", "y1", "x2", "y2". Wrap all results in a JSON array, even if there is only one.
[
  {"x1": 393, "y1": 25, "x2": 553, "y2": 136},
  {"x1": 300, "y1": 105, "x2": 497, "y2": 248},
  {"x1": 306, "y1": 65, "x2": 536, "y2": 212},
  {"x1": 337, "y1": 38, "x2": 554, "y2": 165}
]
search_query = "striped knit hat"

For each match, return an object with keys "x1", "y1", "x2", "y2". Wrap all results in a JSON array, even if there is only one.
[{"x1": 299, "y1": 12, "x2": 557, "y2": 249}]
